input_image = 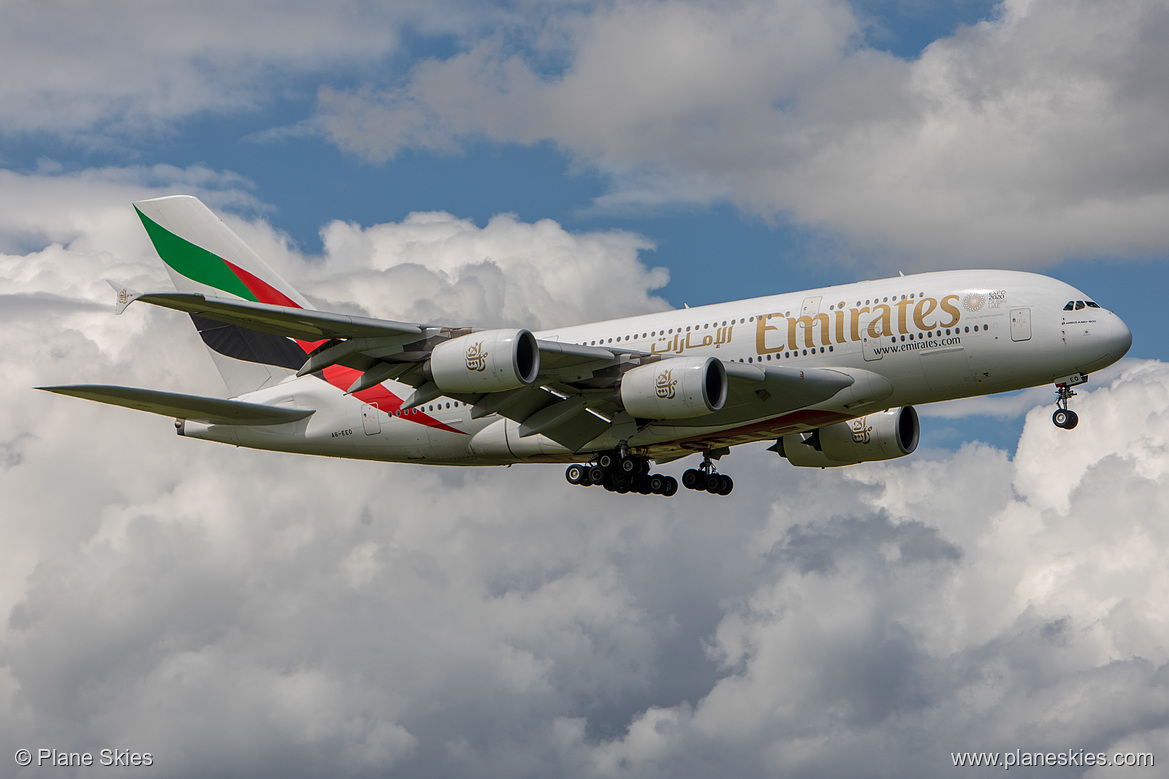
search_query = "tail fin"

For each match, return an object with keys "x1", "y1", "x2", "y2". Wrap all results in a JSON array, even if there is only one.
[{"x1": 134, "y1": 195, "x2": 312, "y2": 396}]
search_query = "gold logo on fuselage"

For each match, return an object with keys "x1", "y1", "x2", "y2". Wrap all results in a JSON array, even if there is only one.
[
  {"x1": 754, "y1": 293, "x2": 965, "y2": 356},
  {"x1": 656, "y1": 368, "x2": 677, "y2": 399},
  {"x1": 466, "y1": 341, "x2": 488, "y2": 372}
]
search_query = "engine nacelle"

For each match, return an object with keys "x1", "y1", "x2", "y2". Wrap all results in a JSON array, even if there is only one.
[
  {"x1": 619, "y1": 356, "x2": 727, "y2": 419},
  {"x1": 430, "y1": 328, "x2": 539, "y2": 394},
  {"x1": 778, "y1": 406, "x2": 919, "y2": 467}
]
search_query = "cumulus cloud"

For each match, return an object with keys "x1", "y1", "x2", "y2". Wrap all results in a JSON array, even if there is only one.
[
  {"x1": 302, "y1": 212, "x2": 669, "y2": 328},
  {"x1": 318, "y1": 0, "x2": 1169, "y2": 268},
  {"x1": 3, "y1": 167, "x2": 1167, "y2": 778},
  {"x1": 0, "y1": 0, "x2": 491, "y2": 138}
]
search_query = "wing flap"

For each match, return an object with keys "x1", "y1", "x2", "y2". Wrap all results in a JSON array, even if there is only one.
[{"x1": 39, "y1": 385, "x2": 315, "y2": 426}]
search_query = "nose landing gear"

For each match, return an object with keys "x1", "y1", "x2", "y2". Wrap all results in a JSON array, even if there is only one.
[{"x1": 1052, "y1": 373, "x2": 1087, "y2": 429}]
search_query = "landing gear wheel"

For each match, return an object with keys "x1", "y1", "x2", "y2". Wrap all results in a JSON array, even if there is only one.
[
  {"x1": 717, "y1": 475, "x2": 734, "y2": 496},
  {"x1": 1052, "y1": 379, "x2": 1083, "y2": 430},
  {"x1": 705, "y1": 473, "x2": 724, "y2": 494},
  {"x1": 598, "y1": 453, "x2": 615, "y2": 469},
  {"x1": 619, "y1": 457, "x2": 638, "y2": 474},
  {"x1": 588, "y1": 466, "x2": 605, "y2": 485},
  {"x1": 661, "y1": 476, "x2": 678, "y2": 497},
  {"x1": 682, "y1": 469, "x2": 703, "y2": 490},
  {"x1": 565, "y1": 464, "x2": 586, "y2": 485},
  {"x1": 648, "y1": 474, "x2": 665, "y2": 494}
]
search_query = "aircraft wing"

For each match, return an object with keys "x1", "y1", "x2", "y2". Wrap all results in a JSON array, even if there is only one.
[
  {"x1": 129, "y1": 291, "x2": 423, "y2": 341},
  {"x1": 38, "y1": 385, "x2": 315, "y2": 426},
  {"x1": 117, "y1": 289, "x2": 860, "y2": 451},
  {"x1": 719, "y1": 363, "x2": 856, "y2": 419}
]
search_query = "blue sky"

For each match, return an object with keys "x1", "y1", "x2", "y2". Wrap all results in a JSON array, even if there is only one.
[{"x1": 4, "y1": 2, "x2": 1169, "y2": 777}]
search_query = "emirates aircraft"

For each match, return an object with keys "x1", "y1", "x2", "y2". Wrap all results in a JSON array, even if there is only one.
[{"x1": 43, "y1": 196, "x2": 1132, "y2": 497}]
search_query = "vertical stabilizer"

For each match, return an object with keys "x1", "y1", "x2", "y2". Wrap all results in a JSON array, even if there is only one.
[{"x1": 134, "y1": 195, "x2": 313, "y2": 396}]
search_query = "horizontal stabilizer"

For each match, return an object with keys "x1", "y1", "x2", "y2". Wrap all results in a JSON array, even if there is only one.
[{"x1": 38, "y1": 385, "x2": 315, "y2": 426}]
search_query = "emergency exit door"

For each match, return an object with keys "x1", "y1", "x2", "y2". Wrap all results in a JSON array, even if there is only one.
[
  {"x1": 361, "y1": 403, "x2": 381, "y2": 435},
  {"x1": 1010, "y1": 308, "x2": 1032, "y2": 342}
]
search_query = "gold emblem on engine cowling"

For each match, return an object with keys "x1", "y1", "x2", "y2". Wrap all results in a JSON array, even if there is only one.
[
  {"x1": 466, "y1": 341, "x2": 488, "y2": 372},
  {"x1": 849, "y1": 418, "x2": 872, "y2": 444},
  {"x1": 656, "y1": 368, "x2": 677, "y2": 399}
]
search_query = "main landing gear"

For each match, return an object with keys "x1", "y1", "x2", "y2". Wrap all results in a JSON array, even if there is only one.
[
  {"x1": 1052, "y1": 374, "x2": 1086, "y2": 430},
  {"x1": 565, "y1": 450, "x2": 678, "y2": 496},
  {"x1": 681, "y1": 452, "x2": 733, "y2": 496}
]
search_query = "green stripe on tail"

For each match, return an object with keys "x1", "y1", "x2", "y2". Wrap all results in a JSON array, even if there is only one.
[{"x1": 135, "y1": 207, "x2": 257, "y2": 302}]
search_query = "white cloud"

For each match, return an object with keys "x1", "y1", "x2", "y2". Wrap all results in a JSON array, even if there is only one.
[
  {"x1": 4, "y1": 167, "x2": 1169, "y2": 777},
  {"x1": 304, "y1": 212, "x2": 669, "y2": 328},
  {"x1": 319, "y1": 0, "x2": 1169, "y2": 268},
  {"x1": 0, "y1": 0, "x2": 491, "y2": 137}
]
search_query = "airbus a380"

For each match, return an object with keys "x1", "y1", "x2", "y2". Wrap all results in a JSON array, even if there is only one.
[{"x1": 42, "y1": 196, "x2": 1133, "y2": 497}]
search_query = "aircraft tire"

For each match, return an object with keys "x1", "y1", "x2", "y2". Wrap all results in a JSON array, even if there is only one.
[
  {"x1": 717, "y1": 475, "x2": 734, "y2": 496},
  {"x1": 648, "y1": 474, "x2": 665, "y2": 493},
  {"x1": 661, "y1": 476, "x2": 678, "y2": 497},
  {"x1": 682, "y1": 469, "x2": 702, "y2": 490},
  {"x1": 1053, "y1": 409, "x2": 1079, "y2": 429},
  {"x1": 705, "y1": 474, "x2": 723, "y2": 493},
  {"x1": 565, "y1": 464, "x2": 586, "y2": 485},
  {"x1": 588, "y1": 466, "x2": 605, "y2": 484},
  {"x1": 619, "y1": 457, "x2": 637, "y2": 474},
  {"x1": 598, "y1": 453, "x2": 615, "y2": 469}
]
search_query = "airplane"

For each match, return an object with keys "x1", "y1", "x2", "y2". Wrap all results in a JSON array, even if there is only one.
[{"x1": 41, "y1": 196, "x2": 1133, "y2": 497}]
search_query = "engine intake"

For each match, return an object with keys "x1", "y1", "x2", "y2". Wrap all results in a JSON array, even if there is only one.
[
  {"x1": 619, "y1": 356, "x2": 727, "y2": 419},
  {"x1": 778, "y1": 406, "x2": 919, "y2": 467},
  {"x1": 430, "y1": 328, "x2": 539, "y2": 394}
]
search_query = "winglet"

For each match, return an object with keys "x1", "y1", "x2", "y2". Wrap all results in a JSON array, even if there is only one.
[{"x1": 106, "y1": 279, "x2": 142, "y2": 315}]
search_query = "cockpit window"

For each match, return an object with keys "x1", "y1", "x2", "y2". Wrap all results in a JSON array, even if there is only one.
[
  {"x1": 1085, "y1": 301, "x2": 1101, "y2": 308},
  {"x1": 1063, "y1": 301, "x2": 1076, "y2": 311},
  {"x1": 1075, "y1": 301, "x2": 1085, "y2": 310}
]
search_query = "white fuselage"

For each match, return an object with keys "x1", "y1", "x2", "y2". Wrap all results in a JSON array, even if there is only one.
[{"x1": 181, "y1": 270, "x2": 1132, "y2": 465}]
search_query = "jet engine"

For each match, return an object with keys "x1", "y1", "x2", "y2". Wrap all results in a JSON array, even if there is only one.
[
  {"x1": 430, "y1": 329, "x2": 539, "y2": 393},
  {"x1": 620, "y1": 356, "x2": 727, "y2": 419},
  {"x1": 777, "y1": 406, "x2": 919, "y2": 467}
]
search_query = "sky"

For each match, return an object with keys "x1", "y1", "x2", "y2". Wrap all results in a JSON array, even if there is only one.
[{"x1": 2, "y1": 1, "x2": 1168, "y2": 777}]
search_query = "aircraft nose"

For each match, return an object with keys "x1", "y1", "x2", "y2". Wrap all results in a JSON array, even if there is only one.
[{"x1": 1112, "y1": 314, "x2": 1133, "y2": 359}]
